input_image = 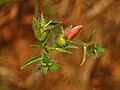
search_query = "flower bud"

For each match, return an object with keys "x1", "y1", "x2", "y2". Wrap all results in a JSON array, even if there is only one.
[
  {"x1": 57, "y1": 35, "x2": 67, "y2": 46},
  {"x1": 57, "y1": 25, "x2": 83, "y2": 46},
  {"x1": 64, "y1": 25, "x2": 83, "y2": 40}
]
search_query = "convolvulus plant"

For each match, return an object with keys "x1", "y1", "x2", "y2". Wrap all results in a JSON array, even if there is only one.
[{"x1": 20, "y1": 14, "x2": 106, "y2": 74}]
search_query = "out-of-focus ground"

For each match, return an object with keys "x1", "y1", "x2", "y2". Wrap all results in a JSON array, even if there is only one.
[{"x1": 0, "y1": 0, "x2": 120, "y2": 90}]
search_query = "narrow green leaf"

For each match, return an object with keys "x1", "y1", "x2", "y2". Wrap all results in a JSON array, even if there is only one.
[
  {"x1": 73, "y1": 38, "x2": 84, "y2": 46},
  {"x1": 65, "y1": 44, "x2": 78, "y2": 49},
  {"x1": 20, "y1": 55, "x2": 43, "y2": 70},
  {"x1": 30, "y1": 44, "x2": 41, "y2": 48},
  {"x1": 87, "y1": 31, "x2": 95, "y2": 43},
  {"x1": 49, "y1": 64, "x2": 62, "y2": 71},
  {"x1": 55, "y1": 48, "x2": 71, "y2": 54},
  {"x1": 43, "y1": 67, "x2": 49, "y2": 74},
  {"x1": 33, "y1": 16, "x2": 41, "y2": 29},
  {"x1": 45, "y1": 20, "x2": 52, "y2": 27},
  {"x1": 43, "y1": 53, "x2": 51, "y2": 63},
  {"x1": 41, "y1": 14, "x2": 46, "y2": 27},
  {"x1": 32, "y1": 16, "x2": 41, "y2": 40},
  {"x1": 96, "y1": 46, "x2": 106, "y2": 53},
  {"x1": 32, "y1": 17, "x2": 38, "y2": 35}
]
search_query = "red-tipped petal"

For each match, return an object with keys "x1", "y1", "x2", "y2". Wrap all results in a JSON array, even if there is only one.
[{"x1": 64, "y1": 25, "x2": 83, "y2": 40}]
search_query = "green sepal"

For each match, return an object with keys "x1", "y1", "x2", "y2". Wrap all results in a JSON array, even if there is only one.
[
  {"x1": 20, "y1": 55, "x2": 43, "y2": 70},
  {"x1": 49, "y1": 64, "x2": 62, "y2": 71}
]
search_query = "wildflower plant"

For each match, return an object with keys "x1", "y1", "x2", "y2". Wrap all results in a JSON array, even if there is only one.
[{"x1": 20, "y1": 14, "x2": 106, "y2": 74}]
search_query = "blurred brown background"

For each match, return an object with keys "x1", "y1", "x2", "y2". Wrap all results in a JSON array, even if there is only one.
[{"x1": 0, "y1": 0, "x2": 120, "y2": 90}]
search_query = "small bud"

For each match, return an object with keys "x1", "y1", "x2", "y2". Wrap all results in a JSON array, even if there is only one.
[
  {"x1": 64, "y1": 25, "x2": 83, "y2": 40},
  {"x1": 57, "y1": 35, "x2": 67, "y2": 46}
]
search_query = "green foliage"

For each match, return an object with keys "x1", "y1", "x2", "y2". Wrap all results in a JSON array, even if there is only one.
[
  {"x1": 42, "y1": 53, "x2": 51, "y2": 63},
  {"x1": 21, "y1": 14, "x2": 71, "y2": 74},
  {"x1": 87, "y1": 43, "x2": 106, "y2": 55},
  {"x1": 21, "y1": 14, "x2": 106, "y2": 74},
  {"x1": 20, "y1": 55, "x2": 43, "y2": 70},
  {"x1": 87, "y1": 31, "x2": 95, "y2": 43},
  {"x1": 96, "y1": 45, "x2": 106, "y2": 53},
  {"x1": 32, "y1": 14, "x2": 58, "y2": 42},
  {"x1": 34, "y1": 53, "x2": 62, "y2": 74},
  {"x1": 77, "y1": 31, "x2": 106, "y2": 65}
]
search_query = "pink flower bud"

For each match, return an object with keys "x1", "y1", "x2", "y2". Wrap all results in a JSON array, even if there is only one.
[{"x1": 64, "y1": 25, "x2": 83, "y2": 40}]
